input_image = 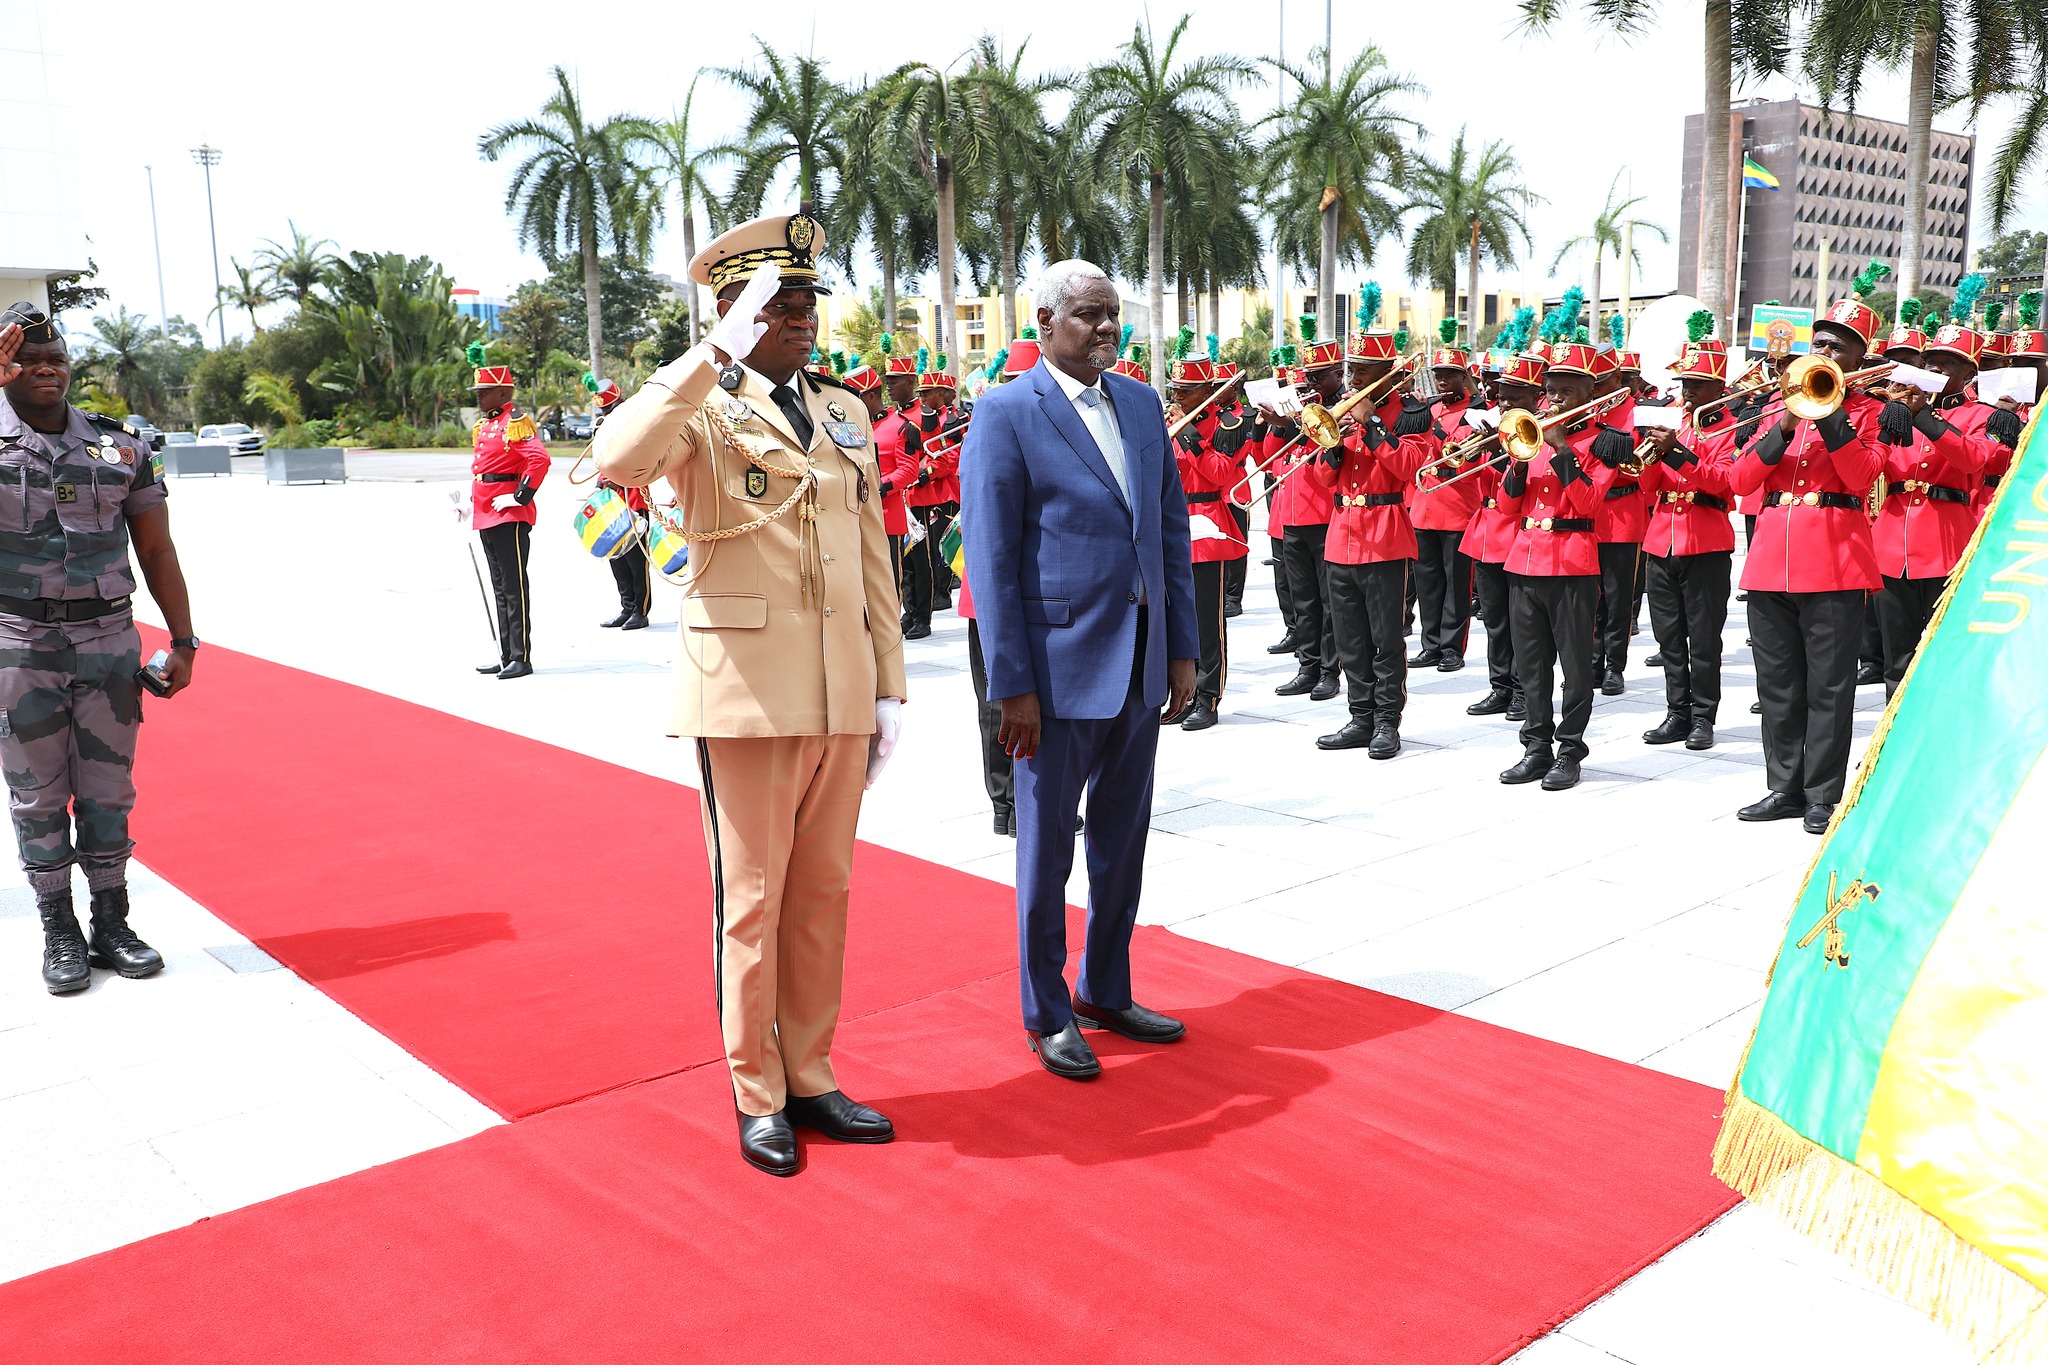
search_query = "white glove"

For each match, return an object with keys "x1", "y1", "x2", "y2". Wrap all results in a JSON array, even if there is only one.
[
  {"x1": 705, "y1": 262, "x2": 783, "y2": 364},
  {"x1": 449, "y1": 488, "x2": 472, "y2": 530},
  {"x1": 490, "y1": 493, "x2": 520, "y2": 512},
  {"x1": 866, "y1": 697, "x2": 903, "y2": 789}
]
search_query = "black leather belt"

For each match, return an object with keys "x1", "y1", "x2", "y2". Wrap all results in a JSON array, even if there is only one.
[
  {"x1": 1521, "y1": 517, "x2": 1593, "y2": 532},
  {"x1": 1336, "y1": 492, "x2": 1405, "y2": 508},
  {"x1": 1185, "y1": 491, "x2": 1222, "y2": 503},
  {"x1": 0, "y1": 596, "x2": 131, "y2": 622},
  {"x1": 1891, "y1": 480, "x2": 1969, "y2": 504},
  {"x1": 1605, "y1": 483, "x2": 1641, "y2": 499},
  {"x1": 477, "y1": 472, "x2": 521, "y2": 483},
  {"x1": 1660, "y1": 491, "x2": 1728, "y2": 511},
  {"x1": 1766, "y1": 491, "x2": 1861, "y2": 510}
]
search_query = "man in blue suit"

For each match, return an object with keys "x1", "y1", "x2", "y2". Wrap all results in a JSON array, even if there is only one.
[{"x1": 961, "y1": 260, "x2": 1200, "y2": 1080}]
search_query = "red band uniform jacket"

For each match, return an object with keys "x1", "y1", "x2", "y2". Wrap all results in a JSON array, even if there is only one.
[
  {"x1": 1176, "y1": 402, "x2": 1253, "y2": 563},
  {"x1": 1255, "y1": 422, "x2": 1334, "y2": 530},
  {"x1": 1728, "y1": 390, "x2": 1884, "y2": 592},
  {"x1": 1498, "y1": 421, "x2": 1625, "y2": 577},
  {"x1": 1876, "y1": 392, "x2": 1994, "y2": 580},
  {"x1": 1594, "y1": 394, "x2": 1652, "y2": 545},
  {"x1": 872, "y1": 406, "x2": 920, "y2": 537},
  {"x1": 1311, "y1": 394, "x2": 1440, "y2": 564},
  {"x1": 1638, "y1": 408, "x2": 1738, "y2": 557},
  {"x1": 472, "y1": 405, "x2": 552, "y2": 529},
  {"x1": 905, "y1": 403, "x2": 959, "y2": 508},
  {"x1": 1412, "y1": 396, "x2": 1485, "y2": 533}
]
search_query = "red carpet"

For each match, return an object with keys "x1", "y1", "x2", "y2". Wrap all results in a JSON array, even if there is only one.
[{"x1": 33, "y1": 631, "x2": 1746, "y2": 1361}]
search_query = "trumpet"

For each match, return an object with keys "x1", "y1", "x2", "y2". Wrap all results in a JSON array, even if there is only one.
[
  {"x1": 1723, "y1": 358, "x2": 1898, "y2": 443},
  {"x1": 1427, "y1": 390, "x2": 1632, "y2": 491},
  {"x1": 1224, "y1": 360, "x2": 1417, "y2": 506}
]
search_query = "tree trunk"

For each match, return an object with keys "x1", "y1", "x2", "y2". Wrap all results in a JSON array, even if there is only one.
[
  {"x1": 1590, "y1": 254, "x2": 1603, "y2": 346},
  {"x1": 1467, "y1": 219, "x2": 1482, "y2": 348},
  {"x1": 1178, "y1": 272, "x2": 1193, "y2": 343},
  {"x1": 681, "y1": 198, "x2": 701, "y2": 346},
  {"x1": 1700, "y1": 0, "x2": 1732, "y2": 338},
  {"x1": 582, "y1": 226, "x2": 605, "y2": 381},
  {"x1": 1318, "y1": 192, "x2": 1339, "y2": 342},
  {"x1": 1148, "y1": 169, "x2": 1167, "y2": 391},
  {"x1": 998, "y1": 199, "x2": 1018, "y2": 349},
  {"x1": 1208, "y1": 274, "x2": 1222, "y2": 351},
  {"x1": 1898, "y1": 18, "x2": 1939, "y2": 308},
  {"x1": 881, "y1": 252, "x2": 898, "y2": 356},
  {"x1": 936, "y1": 154, "x2": 957, "y2": 361}
]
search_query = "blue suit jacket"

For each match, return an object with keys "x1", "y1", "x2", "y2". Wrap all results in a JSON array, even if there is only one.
[{"x1": 961, "y1": 359, "x2": 1199, "y2": 720}]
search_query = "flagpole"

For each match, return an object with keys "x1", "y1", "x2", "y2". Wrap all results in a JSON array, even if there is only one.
[{"x1": 1733, "y1": 181, "x2": 1749, "y2": 353}]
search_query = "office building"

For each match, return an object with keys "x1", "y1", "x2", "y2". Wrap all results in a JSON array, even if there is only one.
[{"x1": 0, "y1": 0, "x2": 89, "y2": 314}]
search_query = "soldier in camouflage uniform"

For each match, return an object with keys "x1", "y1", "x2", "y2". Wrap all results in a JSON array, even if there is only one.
[{"x1": 0, "y1": 305, "x2": 198, "y2": 994}]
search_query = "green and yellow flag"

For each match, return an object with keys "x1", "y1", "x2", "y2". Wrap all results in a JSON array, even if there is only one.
[{"x1": 1717, "y1": 409, "x2": 2048, "y2": 1361}]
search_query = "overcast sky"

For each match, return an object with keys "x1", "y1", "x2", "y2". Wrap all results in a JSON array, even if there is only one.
[{"x1": 52, "y1": 0, "x2": 2047, "y2": 343}]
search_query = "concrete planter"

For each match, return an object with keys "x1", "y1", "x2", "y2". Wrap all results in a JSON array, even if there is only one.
[
  {"x1": 165, "y1": 443, "x2": 233, "y2": 477},
  {"x1": 263, "y1": 448, "x2": 347, "y2": 485}
]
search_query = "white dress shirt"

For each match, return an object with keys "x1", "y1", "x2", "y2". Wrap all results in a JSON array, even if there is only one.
[{"x1": 1041, "y1": 358, "x2": 1145, "y2": 603}]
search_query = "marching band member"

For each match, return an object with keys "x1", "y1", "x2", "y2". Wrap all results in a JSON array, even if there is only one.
[
  {"x1": 1167, "y1": 331, "x2": 1253, "y2": 732},
  {"x1": 901, "y1": 351, "x2": 960, "y2": 635},
  {"x1": 1409, "y1": 322, "x2": 1481, "y2": 674},
  {"x1": 1268, "y1": 319, "x2": 1344, "y2": 703},
  {"x1": 1253, "y1": 346, "x2": 1302, "y2": 659},
  {"x1": 1588, "y1": 347, "x2": 1645, "y2": 696},
  {"x1": 1461, "y1": 351, "x2": 1546, "y2": 722}
]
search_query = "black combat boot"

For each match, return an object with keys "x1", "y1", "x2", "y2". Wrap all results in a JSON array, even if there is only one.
[
  {"x1": 39, "y1": 890, "x2": 90, "y2": 994},
  {"x1": 86, "y1": 887, "x2": 163, "y2": 979}
]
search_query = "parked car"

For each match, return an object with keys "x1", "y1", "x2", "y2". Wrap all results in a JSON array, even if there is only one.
[
  {"x1": 122, "y1": 414, "x2": 164, "y2": 449},
  {"x1": 559, "y1": 413, "x2": 595, "y2": 440},
  {"x1": 197, "y1": 423, "x2": 267, "y2": 456},
  {"x1": 162, "y1": 431, "x2": 197, "y2": 445}
]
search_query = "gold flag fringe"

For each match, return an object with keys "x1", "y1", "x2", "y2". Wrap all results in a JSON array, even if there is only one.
[{"x1": 1715, "y1": 1094, "x2": 2048, "y2": 1363}]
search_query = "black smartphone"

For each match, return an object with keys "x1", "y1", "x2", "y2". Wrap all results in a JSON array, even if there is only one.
[{"x1": 137, "y1": 649, "x2": 173, "y2": 698}]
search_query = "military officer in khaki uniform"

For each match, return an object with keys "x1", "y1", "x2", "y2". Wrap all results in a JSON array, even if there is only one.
[{"x1": 593, "y1": 211, "x2": 906, "y2": 1177}]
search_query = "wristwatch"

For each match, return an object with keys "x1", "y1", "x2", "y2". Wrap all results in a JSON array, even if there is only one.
[{"x1": 170, "y1": 636, "x2": 201, "y2": 651}]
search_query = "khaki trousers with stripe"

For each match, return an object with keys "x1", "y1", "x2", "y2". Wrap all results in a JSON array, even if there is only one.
[{"x1": 696, "y1": 733, "x2": 867, "y2": 1116}]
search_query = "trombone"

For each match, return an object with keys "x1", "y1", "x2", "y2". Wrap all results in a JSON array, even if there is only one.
[
  {"x1": 1166, "y1": 372, "x2": 1247, "y2": 439},
  {"x1": 1426, "y1": 390, "x2": 1632, "y2": 491},
  {"x1": 1684, "y1": 358, "x2": 1776, "y2": 422},
  {"x1": 1224, "y1": 359, "x2": 1418, "y2": 507},
  {"x1": 1722, "y1": 357, "x2": 1897, "y2": 443}
]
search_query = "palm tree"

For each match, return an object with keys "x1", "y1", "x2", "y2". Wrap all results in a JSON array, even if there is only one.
[
  {"x1": 961, "y1": 36, "x2": 1057, "y2": 349},
  {"x1": 254, "y1": 223, "x2": 339, "y2": 306},
  {"x1": 1259, "y1": 45, "x2": 1422, "y2": 331},
  {"x1": 479, "y1": 66, "x2": 658, "y2": 380},
  {"x1": 829, "y1": 104, "x2": 936, "y2": 352},
  {"x1": 1404, "y1": 129, "x2": 1540, "y2": 347},
  {"x1": 213, "y1": 258, "x2": 275, "y2": 335},
  {"x1": 82, "y1": 307, "x2": 165, "y2": 416},
  {"x1": 717, "y1": 42, "x2": 852, "y2": 215},
  {"x1": 243, "y1": 371, "x2": 306, "y2": 429},
  {"x1": 1978, "y1": 5, "x2": 2048, "y2": 246},
  {"x1": 636, "y1": 74, "x2": 727, "y2": 348},
  {"x1": 1549, "y1": 172, "x2": 1666, "y2": 343},
  {"x1": 1517, "y1": 0, "x2": 1735, "y2": 337},
  {"x1": 1069, "y1": 16, "x2": 1255, "y2": 387}
]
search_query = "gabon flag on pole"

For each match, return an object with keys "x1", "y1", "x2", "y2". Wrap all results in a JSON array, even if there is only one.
[{"x1": 1716, "y1": 407, "x2": 2048, "y2": 1361}]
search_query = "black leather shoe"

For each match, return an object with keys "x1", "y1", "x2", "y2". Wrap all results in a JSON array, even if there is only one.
[
  {"x1": 619, "y1": 612, "x2": 648, "y2": 631},
  {"x1": 1407, "y1": 648, "x2": 1442, "y2": 668},
  {"x1": 1541, "y1": 757, "x2": 1582, "y2": 791},
  {"x1": 1685, "y1": 720, "x2": 1715, "y2": 750},
  {"x1": 1181, "y1": 696, "x2": 1219, "y2": 731},
  {"x1": 1317, "y1": 718, "x2": 1373, "y2": 750},
  {"x1": 903, "y1": 620, "x2": 931, "y2": 640},
  {"x1": 1803, "y1": 802, "x2": 1835, "y2": 835},
  {"x1": 1738, "y1": 791, "x2": 1804, "y2": 822},
  {"x1": 1027, "y1": 1021, "x2": 1101, "y2": 1079},
  {"x1": 475, "y1": 662, "x2": 503, "y2": 674},
  {"x1": 737, "y1": 1110, "x2": 799, "y2": 1176},
  {"x1": 39, "y1": 892, "x2": 89, "y2": 995},
  {"x1": 1223, "y1": 602, "x2": 1242, "y2": 618},
  {"x1": 496, "y1": 660, "x2": 533, "y2": 680},
  {"x1": 1750, "y1": 699, "x2": 1763, "y2": 714},
  {"x1": 1275, "y1": 667, "x2": 1318, "y2": 696},
  {"x1": 1467, "y1": 687, "x2": 1511, "y2": 716},
  {"x1": 787, "y1": 1090, "x2": 895, "y2": 1143},
  {"x1": 600, "y1": 609, "x2": 631, "y2": 628},
  {"x1": 1500, "y1": 751, "x2": 1553, "y2": 785},
  {"x1": 1643, "y1": 650, "x2": 1664, "y2": 667},
  {"x1": 1074, "y1": 997, "x2": 1186, "y2": 1043},
  {"x1": 1643, "y1": 713, "x2": 1690, "y2": 745},
  {"x1": 1367, "y1": 722, "x2": 1401, "y2": 759},
  {"x1": 1600, "y1": 670, "x2": 1625, "y2": 696},
  {"x1": 86, "y1": 888, "x2": 162, "y2": 979},
  {"x1": 1506, "y1": 695, "x2": 1527, "y2": 721},
  {"x1": 1736, "y1": 590, "x2": 1748, "y2": 602},
  {"x1": 1267, "y1": 635, "x2": 1299, "y2": 654},
  {"x1": 1437, "y1": 654, "x2": 1465, "y2": 673},
  {"x1": 1855, "y1": 661, "x2": 1884, "y2": 686},
  {"x1": 1309, "y1": 673, "x2": 1340, "y2": 702}
]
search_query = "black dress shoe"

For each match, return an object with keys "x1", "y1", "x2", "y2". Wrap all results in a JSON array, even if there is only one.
[
  {"x1": 1027, "y1": 1021, "x2": 1101, "y2": 1078},
  {"x1": 933, "y1": 594, "x2": 954, "y2": 612},
  {"x1": 39, "y1": 892, "x2": 89, "y2": 995},
  {"x1": 1803, "y1": 802, "x2": 1836, "y2": 835},
  {"x1": 737, "y1": 1110, "x2": 798, "y2": 1176},
  {"x1": 1467, "y1": 687, "x2": 1511, "y2": 716},
  {"x1": 496, "y1": 660, "x2": 533, "y2": 680},
  {"x1": 1316, "y1": 718, "x2": 1373, "y2": 751},
  {"x1": 1181, "y1": 696, "x2": 1219, "y2": 731},
  {"x1": 475, "y1": 662, "x2": 503, "y2": 674},
  {"x1": 903, "y1": 620, "x2": 931, "y2": 640},
  {"x1": 1506, "y1": 694, "x2": 1527, "y2": 721},
  {"x1": 1541, "y1": 756, "x2": 1582, "y2": 791},
  {"x1": 1600, "y1": 670, "x2": 1626, "y2": 696},
  {"x1": 1750, "y1": 699, "x2": 1763, "y2": 714},
  {"x1": 1437, "y1": 654, "x2": 1465, "y2": 673},
  {"x1": 1223, "y1": 602, "x2": 1242, "y2": 618},
  {"x1": 86, "y1": 889, "x2": 161, "y2": 979},
  {"x1": 600, "y1": 609, "x2": 631, "y2": 628},
  {"x1": 1309, "y1": 672, "x2": 1340, "y2": 702},
  {"x1": 787, "y1": 1090, "x2": 895, "y2": 1143},
  {"x1": 1855, "y1": 661, "x2": 1885, "y2": 686},
  {"x1": 1643, "y1": 650, "x2": 1664, "y2": 667},
  {"x1": 993, "y1": 810, "x2": 1012, "y2": 835},
  {"x1": 1643, "y1": 713, "x2": 1690, "y2": 745},
  {"x1": 1367, "y1": 721, "x2": 1400, "y2": 759},
  {"x1": 1074, "y1": 997, "x2": 1186, "y2": 1043},
  {"x1": 1500, "y1": 751, "x2": 1553, "y2": 785},
  {"x1": 1407, "y1": 648, "x2": 1442, "y2": 668},
  {"x1": 619, "y1": 611, "x2": 648, "y2": 631},
  {"x1": 1736, "y1": 590, "x2": 1748, "y2": 602},
  {"x1": 1685, "y1": 720, "x2": 1715, "y2": 750},
  {"x1": 1267, "y1": 635, "x2": 1299, "y2": 654},
  {"x1": 1738, "y1": 791, "x2": 1805, "y2": 822},
  {"x1": 1275, "y1": 666, "x2": 1318, "y2": 696}
]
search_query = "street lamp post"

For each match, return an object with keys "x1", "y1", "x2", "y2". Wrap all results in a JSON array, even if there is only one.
[
  {"x1": 191, "y1": 144, "x2": 224, "y2": 347},
  {"x1": 145, "y1": 166, "x2": 169, "y2": 340}
]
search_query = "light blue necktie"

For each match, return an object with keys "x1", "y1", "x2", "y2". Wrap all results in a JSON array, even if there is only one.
[{"x1": 1076, "y1": 387, "x2": 1129, "y2": 505}]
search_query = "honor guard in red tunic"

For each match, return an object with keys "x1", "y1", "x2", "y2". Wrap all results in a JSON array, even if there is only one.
[
  {"x1": 900, "y1": 350, "x2": 960, "y2": 636},
  {"x1": 469, "y1": 345, "x2": 552, "y2": 679},
  {"x1": 1167, "y1": 335, "x2": 1252, "y2": 731},
  {"x1": 587, "y1": 374, "x2": 651, "y2": 631},
  {"x1": 1410, "y1": 322, "x2": 1482, "y2": 674},
  {"x1": 1872, "y1": 323, "x2": 1998, "y2": 695},
  {"x1": 1265, "y1": 320, "x2": 1343, "y2": 703},
  {"x1": 1460, "y1": 351, "x2": 1547, "y2": 721},
  {"x1": 1311, "y1": 322, "x2": 1437, "y2": 758},
  {"x1": 1248, "y1": 345, "x2": 1300, "y2": 657},
  {"x1": 1636, "y1": 338, "x2": 1738, "y2": 751},
  {"x1": 1213, "y1": 358, "x2": 1252, "y2": 618},
  {"x1": 1587, "y1": 347, "x2": 1646, "y2": 695},
  {"x1": 843, "y1": 356, "x2": 912, "y2": 579},
  {"x1": 1496, "y1": 341, "x2": 1631, "y2": 791},
  {"x1": 1729, "y1": 291, "x2": 1887, "y2": 833}
]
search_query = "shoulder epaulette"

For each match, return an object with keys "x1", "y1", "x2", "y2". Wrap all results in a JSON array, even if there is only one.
[
  {"x1": 503, "y1": 408, "x2": 538, "y2": 442},
  {"x1": 805, "y1": 370, "x2": 855, "y2": 396},
  {"x1": 86, "y1": 412, "x2": 132, "y2": 437}
]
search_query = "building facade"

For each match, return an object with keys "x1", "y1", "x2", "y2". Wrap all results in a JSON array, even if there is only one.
[
  {"x1": 0, "y1": 0, "x2": 89, "y2": 314},
  {"x1": 1679, "y1": 98, "x2": 1974, "y2": 313}
]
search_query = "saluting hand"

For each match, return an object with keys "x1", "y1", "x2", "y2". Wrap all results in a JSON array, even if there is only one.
[{"x1": 0, "y1": 322, "x2": 21, "y2": 385}]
